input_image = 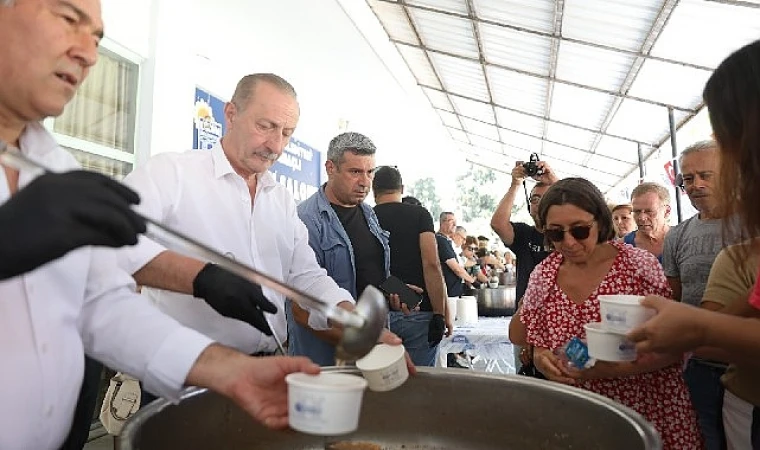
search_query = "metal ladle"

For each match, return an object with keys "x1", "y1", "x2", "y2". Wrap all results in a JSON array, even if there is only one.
[{"x1": 0, "y1": 145, "x2": 388, "y2": 361}]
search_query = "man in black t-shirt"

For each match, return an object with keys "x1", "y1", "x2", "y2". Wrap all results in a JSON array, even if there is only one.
[
  {"x1": 436, "y1": 212, "x2": 477, "y2": 298},
  {"x1": 373, "y1": 166, "x2": 451, "y2": 366},
  {"x1": 490, "y1": 159, "x2": 558, "y2": 371}
]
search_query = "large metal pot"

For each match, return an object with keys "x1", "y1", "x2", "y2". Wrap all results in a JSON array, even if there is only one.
[
  {"x1": 119, "y1": 368, "x2": 660, "y2": 450},
  {"x1": 476, "y1": 286, "x2": 517, "y2": 316}
]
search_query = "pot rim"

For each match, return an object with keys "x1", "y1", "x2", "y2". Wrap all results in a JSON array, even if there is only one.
[{"x1": 119, "y1": 367, "x2": 662, "y2": 450}]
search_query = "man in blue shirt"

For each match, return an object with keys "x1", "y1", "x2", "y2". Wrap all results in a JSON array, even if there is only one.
[{"x1": 292, "y1": 132, "x2": 390, "y2": 365}]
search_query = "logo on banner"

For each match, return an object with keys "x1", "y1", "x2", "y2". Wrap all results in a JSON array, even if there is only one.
[
  {"x1": 193, "y1": 87, "x2": 226, "y2": 150},
  {"x1": 271, "y1": 138, "x2": 321, "y2": 204}
]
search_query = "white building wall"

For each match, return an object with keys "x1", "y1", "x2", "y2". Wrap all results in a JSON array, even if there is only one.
[{"x1": 100, "y1": 0, "x2": 460, "y2": 201}]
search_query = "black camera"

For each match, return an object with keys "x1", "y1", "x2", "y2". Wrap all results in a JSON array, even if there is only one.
[{"x1": 522, "y1": 153, "x2": 544, "y2": 177}]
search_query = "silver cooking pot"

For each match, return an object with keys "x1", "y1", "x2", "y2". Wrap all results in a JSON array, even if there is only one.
[
  {"x1": 119, "y1": 368, "x2": 660, "y2": 449},
  {"x1": 476, "y1": 286, "x2": 517, "y2": 316}
]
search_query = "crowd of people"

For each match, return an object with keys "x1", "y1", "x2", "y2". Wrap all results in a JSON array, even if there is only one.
[
  {"x1": 499, "y1": 41, "x2": 760, "y2": 450},
  {"x1": 2, "y1": 1, "x2": 760, "y2": 449}
]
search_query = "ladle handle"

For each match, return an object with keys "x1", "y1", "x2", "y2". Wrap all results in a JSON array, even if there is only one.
[
  {"x1": 143, "y1": 219, "x2": 364, "y2": 328},
  {"x1": 0, "y1": 146, "x2": 365, "y2": 333}
]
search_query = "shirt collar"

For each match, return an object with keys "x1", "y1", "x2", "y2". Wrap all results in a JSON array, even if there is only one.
[
  {"x1": 18, "y1": 121, "x2": 59, "y2": 158},
  {"x1": 314, "y1": 183, "x2": 372, "y2": 217},
  {"x1": 211, "y1": 140, "x2": 277, "y2": 189},
  {"x1": 211, "y1": 141, "x2": 235, "y2": 179}
]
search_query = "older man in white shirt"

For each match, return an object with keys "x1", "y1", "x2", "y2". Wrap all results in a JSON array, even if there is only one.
[
  {"x1": 117, "y1": 74, "x2": 359, "y2": 361},
  {"x1": 0, "y1": 1, "x2": 319, "y2": 449}
]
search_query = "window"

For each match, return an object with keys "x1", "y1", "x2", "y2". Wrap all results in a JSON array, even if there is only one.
[
  {"x1": 67, "y1": 147, "x2": 133, "y2": 180},
  {"x1": 54, "y1": 48, "x2": 138, "y2": 154},
  {"x1": 47, "y1": 46, "x2": 139, "y2": 181}
]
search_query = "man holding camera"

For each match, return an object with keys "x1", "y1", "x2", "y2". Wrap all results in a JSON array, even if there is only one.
[{"x1": 491, "y1": 156, "x2": 558, "y2": 371}]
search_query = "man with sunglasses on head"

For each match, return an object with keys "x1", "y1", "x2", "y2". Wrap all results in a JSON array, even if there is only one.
[{"x1": 491, "y1": 160, "x2": 557, "y2": 372}]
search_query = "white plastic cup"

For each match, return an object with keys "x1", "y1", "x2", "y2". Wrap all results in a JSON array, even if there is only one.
[
  {"x1": 598, "y1": 295, "x2": 655, "y2": 333},
  {"x1": 456, "y1": 296, "x2": 478, "y2": 326},
  {"x1": 355, "y1": 344, "x2": 409, "y2": 392},
  {"x1": 446, "y1": 297, "x2": 458, "y2": 330},
  {"x1": 286, "y1": 372, "x2": 368, "y2": 435},
  {"x1": 584, "y1": 322, "x2": 637, "y2": 362}
]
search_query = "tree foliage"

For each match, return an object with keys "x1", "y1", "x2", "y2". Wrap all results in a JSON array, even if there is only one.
[
  {"x1": 456, "y1": 165, "x2": 499, "y2": 222},
  {"x1": 408, "y1": 177, "x2": 442, "y2": 220}
]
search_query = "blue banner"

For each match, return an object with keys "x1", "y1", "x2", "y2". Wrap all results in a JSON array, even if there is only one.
[
  {"x1": 192, "y1": 87, "x2": 226, "y2": 150},
  {"x1": 271, "y1": 137, "x2": 321, "y2": 203}
]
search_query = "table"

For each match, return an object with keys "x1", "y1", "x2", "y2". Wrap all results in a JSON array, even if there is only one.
[{"x1": 435, "y1": 316, "x2": 516, "y2": 374}]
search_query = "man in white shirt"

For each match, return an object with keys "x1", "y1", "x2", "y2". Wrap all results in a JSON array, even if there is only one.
[
  {"x1": 118, "y1": 73, "x2": 357, "y2": 361},
  {"x1": 0, "y1": 1, "x2": 319, "y2": 448}
]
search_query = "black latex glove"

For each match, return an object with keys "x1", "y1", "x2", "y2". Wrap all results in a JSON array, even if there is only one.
[
  {"x1": 192, "y1": 263, "x2": 278, "y2": 335},
  {"x1": 428, "y1": 313, "x2": 446, "y2": 347},
  {"x1": 472, "y1": 280, "x2": 482, "y2": 290},
  {"x1": 0, "y1": 170, "x2": 146, "y2": 280}
]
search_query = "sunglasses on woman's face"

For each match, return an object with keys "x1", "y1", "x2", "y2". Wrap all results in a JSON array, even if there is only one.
[{"x1": 544, "y1": 222, "x2": 595, "y2": 242}]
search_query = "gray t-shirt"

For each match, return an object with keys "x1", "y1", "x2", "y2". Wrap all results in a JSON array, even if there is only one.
[{"x1": 662, "y1": 215, "x2": 729, "y2": 306}]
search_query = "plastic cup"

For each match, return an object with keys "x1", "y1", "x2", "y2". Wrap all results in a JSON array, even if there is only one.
[
  {"x1": 355, "y1": 344, "x2": 409, "y2": 392},
  {"x1": 598, "y1": 294, "x2": 655, "y2": 333},
  {"x1": 584, "y1": 322, "x2": 637, "y2": 362},
  {"x1": 446, "y1": 297, "x2": 458, "y2": 329},
  {"x1": 286, "y1": 372, "x2": 368, "y2": 435}
]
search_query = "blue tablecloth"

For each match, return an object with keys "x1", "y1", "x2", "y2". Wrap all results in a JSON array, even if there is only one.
[{"x1": 436, "y1": 316, "x2": 515, "y2": 374}]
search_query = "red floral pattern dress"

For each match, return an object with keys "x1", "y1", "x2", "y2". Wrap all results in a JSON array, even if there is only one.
[{"x1": 521, "y1": 241, "x2": 701, "y2": 449}]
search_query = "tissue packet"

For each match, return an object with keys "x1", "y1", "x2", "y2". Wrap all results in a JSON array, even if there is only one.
[{"x1": 563, "y1": 336, "x2": 593, "y2": 369}]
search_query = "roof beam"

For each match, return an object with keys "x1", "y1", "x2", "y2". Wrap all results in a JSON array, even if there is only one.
[
  {"x1": 540, "y1": 0, "x2": 565, "y2": 157},
  {"x1": 458, "y1": 144, "x2": 615, "y2": 186},
  {"x1": 375, "y1": 0, "x2": 714, "y2": 71},
  {"x1": 435, "y1": 107, "x2": 636, "y2": 165},
  {"x1": 393, "y1": 40, "x2": 698, "y2": 113},
  {"x1": 705, "y1": 0, "x2": 760, "y2": 8},
  {"x1": 605, "y1": 104, "x2": 702, "y2": 196},
  {"x1": 583, "y1": 0, "x2": 683, "y2": 166},
  {"x1": 396, "y1": 1, "x2": 468, "y2": 142},
  {"x1": 423, "y1": 84, "x2": 655, "y2": 146},
  {"x1": 464, "y1": 0, "x2": 498, "y2": 147}
]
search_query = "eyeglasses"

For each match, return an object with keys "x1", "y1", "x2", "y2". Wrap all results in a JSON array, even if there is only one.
[
  {"x1": 467, "y1": 246, "x2": 477, "y2": 250},
  {"x1": 544, "y1": 222, "x2": 595, "y2": 242},
  {"x1": 529, "y1": 195, "x2": 542, "y2": 205}
]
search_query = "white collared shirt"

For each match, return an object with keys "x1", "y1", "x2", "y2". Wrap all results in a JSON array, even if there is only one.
[
  {"x1": 118, "y1": 142, "x2": 353, "y2": 354},
  {"x1": 0, "y1": 122, "x2": 214, "y2": 450}
]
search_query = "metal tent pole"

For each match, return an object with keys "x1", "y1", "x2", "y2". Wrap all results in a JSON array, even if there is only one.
[
  {"x1": 668, "y1": 107, "x2": 683, "y2": 223},
  {"x1": 637, "y1": 143, "x2": 646, "y2": 181}
]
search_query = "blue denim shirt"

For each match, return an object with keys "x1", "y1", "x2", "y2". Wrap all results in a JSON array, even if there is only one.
[{"x1": 288, "y1": 184, "x2": 390, "y2": 365}]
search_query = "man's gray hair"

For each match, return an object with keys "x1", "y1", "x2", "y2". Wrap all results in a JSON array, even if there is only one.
[
  {"x1": 327, "y1": 132, "x2": 376, "y2": 165},
  {"x1": 230, "y1": 73, "x2": 297, "y2": 111},
  {"x1": 631, "y1": 181, "x2": 671, "y2": 206},
  {"x1": 678, "y1": 140, "x2": 718, "y2": 166},
  {"x1": 0, "y1": 0, "x2": 16, "y2": 6}
]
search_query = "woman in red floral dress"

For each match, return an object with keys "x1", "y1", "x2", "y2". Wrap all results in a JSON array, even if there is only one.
[{"x1": 521, "y1": 178, "x2": 701, "y2": 449}]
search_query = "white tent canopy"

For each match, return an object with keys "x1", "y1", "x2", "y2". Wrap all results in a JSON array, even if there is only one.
[{"x1": 366, "y1": 0, "x2": 760, "y2": 196}]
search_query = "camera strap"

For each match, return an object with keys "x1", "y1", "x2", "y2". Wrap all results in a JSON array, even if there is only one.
[{"x1": 522, "y1": 180, "x2": 530, "y2": 206}]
